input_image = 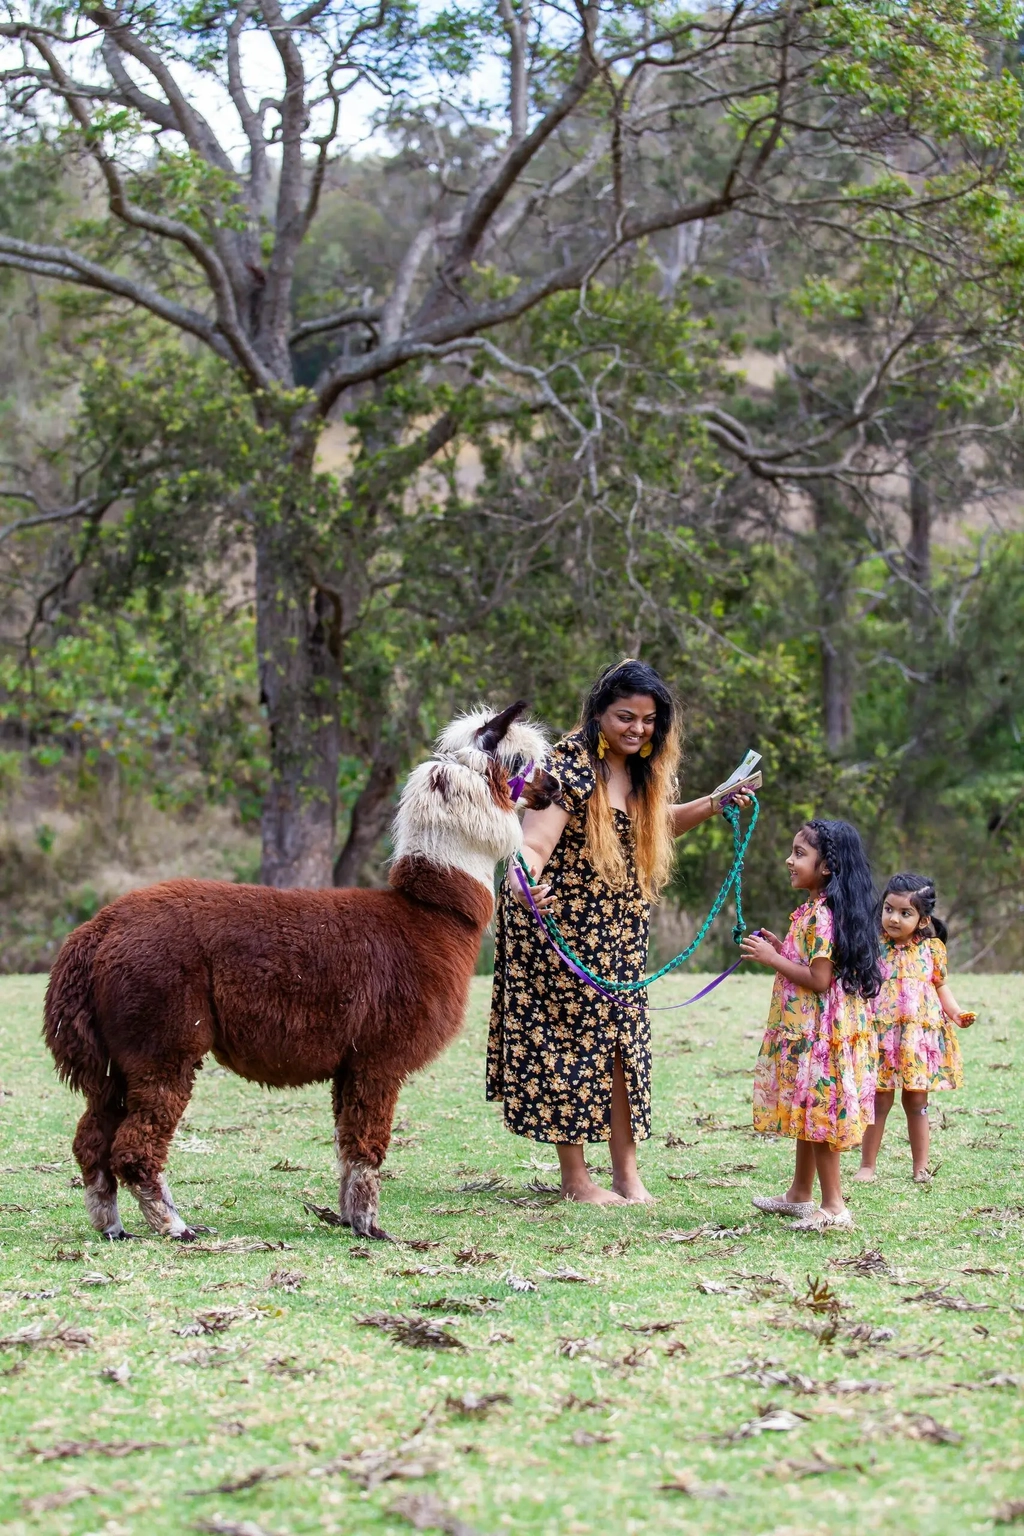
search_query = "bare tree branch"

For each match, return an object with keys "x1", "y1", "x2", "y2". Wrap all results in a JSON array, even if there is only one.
[
  {"x1": 310, "y1": 183, "x2": 748, "y2": 419},
  {"x1": 415, "y1": 0, "x2": 602, "y2": 322},
  {"x1": 0, "y1": 494, "x2": 116, "y2": 547},
  {"x1": 290, "y1": 304, "x2": 382, "y2": 345},
  {"x1": 380, "y1": 224, "x2": 438, "y2": 344},
  {"x1": 0, "y1": 238, "x2": 231, "y2": 354},
  {"x1": 225, "y1": 0, "x2": 270, "y2": 212},
  {"x1": 497, "y1": 0, "x2": 531, "y2": 146}
]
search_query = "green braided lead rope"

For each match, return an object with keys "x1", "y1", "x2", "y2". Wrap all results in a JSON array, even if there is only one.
[{"x1": 513, "y1": 794, "x2": 759, "y2": 995}]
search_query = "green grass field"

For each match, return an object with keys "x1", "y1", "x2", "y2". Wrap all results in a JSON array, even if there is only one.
[{"x1": 1, "y1": 970, "x2": 1022, "y2": 1536}]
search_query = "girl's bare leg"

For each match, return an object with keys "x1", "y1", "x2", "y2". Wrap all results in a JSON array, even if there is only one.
[
  {"x1": 813, "y1": 1143, "x2": 846, "y2": 1215},
  {"x1": 609, "y1": 1054, "x2": 653, "y2": 1203},
  {"x1": 855, "y1": 1090, "x2": 895, "y2": 1181},
  {"x1": 785, "y1": 1138, "x2": 817, "y2": 1204},
  {"x1": 902, "y1": 1089, "x2": 930, "y2": 1179},
  {"x1": 557, "y1": 1143, "x2": 625, "y2": 1205}
]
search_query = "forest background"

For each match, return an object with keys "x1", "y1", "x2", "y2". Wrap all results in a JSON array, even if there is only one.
[{"x1": 1, "y1": 0, "x2": 1023, "y2": 975}]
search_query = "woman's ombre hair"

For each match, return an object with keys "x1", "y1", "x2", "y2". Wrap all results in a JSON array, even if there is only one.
[{"x1": 578, "y1": 659, "x2": 680, "y2": 901}]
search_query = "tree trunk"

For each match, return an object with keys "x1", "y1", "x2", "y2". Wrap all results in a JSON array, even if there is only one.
[
  {"x1": 256, "y1": 518, "x2": 342, "y2": 887},
  {"x1": 811, "y1": 486, "x2": 854, "y2": 754},
  {"x1": 908, "y1": 461, "x2": 931, "y2": 598},
  {"x1": 820, "y1": 631, "x2": 853, "y2": 755},
  {"x1": 332, "y1": 751, "x2": 401, "y2": 887}
]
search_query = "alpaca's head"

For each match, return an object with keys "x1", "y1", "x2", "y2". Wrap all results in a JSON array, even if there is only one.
[{"x1": 391, "y1": 702, "x2": 556, "y2": 893}]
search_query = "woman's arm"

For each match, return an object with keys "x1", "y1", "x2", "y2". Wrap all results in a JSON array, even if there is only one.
[
  {"x1": 670, "y1": 790, "x2": 754, "y2": 837},
  {"x1": 739, "y1": 932, "x2": 834, "y2": 993},
  {"x1": 512, "y1": 803, "x2": 570, "y2": 912},
  {"x1": 670, "y1": 796, "x2": 716, "y2": 836}
]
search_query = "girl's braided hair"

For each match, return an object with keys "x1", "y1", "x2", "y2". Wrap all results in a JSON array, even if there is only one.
[
  {"x1": 805, "y1": 819, "x2": 883, "y2": 997},
  {"x1": 879, "y1": 872, "x2": 948, "y2": 943}
]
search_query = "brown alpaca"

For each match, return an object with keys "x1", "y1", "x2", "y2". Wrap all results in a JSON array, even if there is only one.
[{"x1": 43, "y1": 702, "x2": 555, "y2": 1241}]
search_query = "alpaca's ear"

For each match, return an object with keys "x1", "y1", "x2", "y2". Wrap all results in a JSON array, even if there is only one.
[{"x1": 476, "y1": 700, "x2": 528, "y2": 755}]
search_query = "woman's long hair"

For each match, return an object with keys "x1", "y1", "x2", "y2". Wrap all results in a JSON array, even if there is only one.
[
  {"x1": 578, "y1": 659, "x2": 680, "y2": 901},
  {"x1": 879, "y1": 872, "x2": 948, "y2": 943},
  {"x1": 805, "y1": 819, "x2": 882, "y2": 996}
]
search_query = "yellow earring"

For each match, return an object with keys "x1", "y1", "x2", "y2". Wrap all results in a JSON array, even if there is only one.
[
  {"x1": 639, "y1": 741, "x2": 653, "y2": 758},
  {"x1": 597, "y1": 731, "x2": 609, "y2": 759}
]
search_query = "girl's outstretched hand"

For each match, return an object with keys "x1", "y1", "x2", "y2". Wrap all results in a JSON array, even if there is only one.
[
  {"x1": 740, "y1": 933, "x2": 780, "y2": 967},
  {"x1": 756, "y1": 929, "x2": 784, "y2": 953}
]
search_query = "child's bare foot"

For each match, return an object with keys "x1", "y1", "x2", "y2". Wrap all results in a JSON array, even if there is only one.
[
  {"x1": 852, "y1": 1167, "x2": 877, "y2": 1183},
  {"x1": 611, "y1": 1176, "x2": 655, "y2": 1205},
  {"x1": 562, "y1": 1180, "x2": 626, "y2": 1205},
  {"x1": 912, "y1": 1169, "x2": 932, "y2": 1185}
]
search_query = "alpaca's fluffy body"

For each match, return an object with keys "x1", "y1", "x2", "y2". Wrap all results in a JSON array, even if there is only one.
[{"x1": 44, "y1": 705, "x2": 550, "y2": 1241}]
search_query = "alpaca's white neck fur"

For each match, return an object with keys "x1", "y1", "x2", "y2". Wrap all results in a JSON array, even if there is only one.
[
  {"x1": 391, "y1": 709, "x2": 549, "y2": 899},
  {"x1": 393, "y1": 785, "x2": 521, "y2": 894}
]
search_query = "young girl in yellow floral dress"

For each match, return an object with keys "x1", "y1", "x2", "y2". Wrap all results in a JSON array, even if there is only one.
[
  {"x1": 741, "y1": 819, "x2": 881, "y2": 1230},
  {"x1": 855, "y1": 873, "x2": 974, "y2": 1185}
]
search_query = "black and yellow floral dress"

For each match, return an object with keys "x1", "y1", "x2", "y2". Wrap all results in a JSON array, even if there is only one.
[{"x1": 486, "y1": 731, "x2": 652, "y2": 1144}]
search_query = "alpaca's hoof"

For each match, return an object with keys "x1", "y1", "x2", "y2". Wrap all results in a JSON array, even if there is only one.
[
  {"x1": 171, "y1": 1227, "x2": 198, "y2": 1243},
  {"x1": 104, "y1": 1229, "x2": 139, "y2": 1241},
  {"x1": 349, "y1": 1207, "x2": 391, "y2": 1240}
]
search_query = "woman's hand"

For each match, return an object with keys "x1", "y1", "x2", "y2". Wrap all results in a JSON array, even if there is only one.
[
  {"x1": 712, "y1": 788, "x2": 756, "y2": 814},
  {"x1": 509, "y1": 845, "x2": 557, "y2": 914},
  {"x1": 511, "y1": 873, "x2": 556, "y2": 914},
  {"x1": 739, "y1": 933, "x2": 781, "y2": 968}
]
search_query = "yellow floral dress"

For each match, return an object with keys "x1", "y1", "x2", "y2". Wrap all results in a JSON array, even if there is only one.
[
  {"x1": 486, "y1": 732, "x2": 651, "y2": 1144},
  {"x1": 873, "y1": 935, "x2": 962, "y2": 1092},
  {"x1": 752, "y1": 896, "x2": 876, "y2": 1151}
]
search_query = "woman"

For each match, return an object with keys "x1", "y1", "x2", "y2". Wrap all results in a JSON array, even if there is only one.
[{"x1": 487, "y1": 658, "x2": 751, "y2": 1205}]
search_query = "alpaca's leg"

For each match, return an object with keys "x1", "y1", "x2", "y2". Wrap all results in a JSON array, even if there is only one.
[
  {"x1": 73, "y1": 1080, "x2": 133, "y2": 1240},
  {"x1": 332, "y1": 1066, "x2": 353, "y2": 1227},
  {"x1": 110, "y1": 1064, "x2": 198, "y2": 1240},
  {"x1": 335, "y1": 1067, "x2": 403, "y2": 1240}
]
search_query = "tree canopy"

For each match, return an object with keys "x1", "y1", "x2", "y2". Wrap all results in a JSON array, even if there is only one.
[{"x1": 1, "y1": 0, "x2": 1023, "y2": 969}]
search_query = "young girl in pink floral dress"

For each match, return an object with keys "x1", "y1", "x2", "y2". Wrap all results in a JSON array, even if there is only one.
[
  {"x1": 741, "y1": 819, "x2": 881, "y2": 1231},
  {"x1": 855, "y1": 873, "x2": 974, "y2": 1185}
]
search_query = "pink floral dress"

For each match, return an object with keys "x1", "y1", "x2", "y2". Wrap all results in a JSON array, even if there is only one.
[
  {"x1": 873, "y1": 935, "x2": 962, "y2": 1093},
  {"x1": 752, "y1": 896, "x2": 876, "y2": 1151}
]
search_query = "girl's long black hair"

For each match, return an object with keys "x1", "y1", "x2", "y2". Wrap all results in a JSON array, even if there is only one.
[
  {"x1": 879, "y1": 872, "x2": 948, "y2": 943},
  {"x1": 805, "y1": 819, "x2": 883, "y2": 997}
]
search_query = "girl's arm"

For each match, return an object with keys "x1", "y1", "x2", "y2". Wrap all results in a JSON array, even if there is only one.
[
  {"x1": 739, "y1": 932, "x2": 834, "y2": 993},
  {"x1": 511, "y1": 803, "x2": 570, "y2": 912},
  {"x1": 936, "y1": 982, "x2": 965, "y2": 1024}
]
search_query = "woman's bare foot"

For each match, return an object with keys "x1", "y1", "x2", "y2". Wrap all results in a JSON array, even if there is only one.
[
  {"x1": 562, "y1": 1179, "x2": 626, "y2": 1205},
  {"x1": 611, "y1": 1176, "x2": 655, "y2": 1204},
  {"x1": 852, "y1": 1166, "x2": 877, "y2": 1182}
]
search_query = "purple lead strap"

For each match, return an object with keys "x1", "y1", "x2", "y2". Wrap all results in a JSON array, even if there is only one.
[
  {"x1": 513, "y1": 862, "x2": 757, "y2": 1012},
  {"x1": 506, "y1": 759, "x2": 534, "y2": 803},
  {"x1": 514, "y1": 863, "x2": 622, "y2": 1002}
]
